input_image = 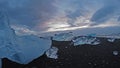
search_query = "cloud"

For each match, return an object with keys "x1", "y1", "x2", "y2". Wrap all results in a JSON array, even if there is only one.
[
  {"x1": 118, "y1": 16, "x2": 120, "y2": 21},
  {"x1": 91, "y1": 6, "x2": 116, "y2": 23},
  {"x1": 53, "y1": 0, "x2": 97, "y2": 26},
  {"x1": 0, "y1": 0, "x2": 120, "y2": 35},
  {"x1": 43, "y1": 0, "x2": 120, "y2": 33},
  {"x1": 0, "y1": 0, "x2": 57, "y2": 27},
  {"x1": 91, "y1": 0, "x2": 120, "y2": 23}
]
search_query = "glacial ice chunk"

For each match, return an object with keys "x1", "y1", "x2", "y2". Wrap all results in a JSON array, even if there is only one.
[
  {"x1": 8, "y1": 35, "x2": 51, "y2": 64},
  {"x1": 108, "y1": 38, "x2": 115, "y2": 42},
  {"x1": 73, "y1": 36, "x2": 100, "y2": 46},
  {"x1": 113, "y1": 51, "x2": 118, "y2": 56},
  {"x1": 45, "y1": 47, "x2": 58, "y2": 59},
  {"x1": 0, "y1": 10, "x2": 51, "y2": 66},
  {"x1": 0, "y1": 10, "x2": 18, "y2": 59},
  {"x1": 53, "y1": 32, "x2": 74, "y2": 41}
]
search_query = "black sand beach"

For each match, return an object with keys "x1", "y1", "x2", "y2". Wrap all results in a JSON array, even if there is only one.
[{"x1": 2, "y1": 38, "x2": 120, "y2": 68}]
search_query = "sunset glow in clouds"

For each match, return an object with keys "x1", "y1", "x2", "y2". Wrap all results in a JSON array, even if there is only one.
[{"x1": 0, "y1": 0, "x2": 120, "y2": 36}]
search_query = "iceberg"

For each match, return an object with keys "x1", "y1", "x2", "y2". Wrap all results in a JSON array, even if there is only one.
[
  {"x1": 73, "y1": 36, "x2": 100, "y2": 46},
  {"x1": 45, "y1": 47, "x2": 58, "y2": 59},
  {"x1": 52, "y1": 32, "x2": 74, "y2": 41},
  {"x1": 8, "y1": 35, "x2": 51, "y2": 64},
  {"x1": 107, "y1": 38, "x2": 115, "y2": 42},
  {"x1": 0, "y1": 10, "x2": 51, "y2": 68},
  {"x1": 0, "y1": 10, "x2": 18, "y2": 59}
]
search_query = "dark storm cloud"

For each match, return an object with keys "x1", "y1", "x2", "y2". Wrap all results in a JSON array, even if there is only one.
[
  {"x1": 91, "y1": 0, "x2": 120, "y2": 23},
  {"x1": 91, "y1": 6, "x2": 116, "y2": 23}
]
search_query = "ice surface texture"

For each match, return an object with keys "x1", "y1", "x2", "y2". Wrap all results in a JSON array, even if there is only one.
[
  {"x1": 53, "y1": 32, "x2": 74, "y2": 41},
  {"x1": 45, "y1": 46, "x2": 58, "y2": 59},
  {"x1": 0, "y1": 10, "x2": 51, "y2": 68},
  {"x1": 108, "y1": 38, "x2": 115, "y2": 42},
  {"x1": 73, "y1": 36, "x2": 100, "y2": 46}
]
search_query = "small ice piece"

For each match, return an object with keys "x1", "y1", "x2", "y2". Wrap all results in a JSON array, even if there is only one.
[
  {"x1": 73, "y1": 37, "x2": 86, "y2": 46},
  {"x1": 88, "y1": 62, "x2": 91, "y2": 65},
  {"x1": 94, "y1": 63, "x2": 97, "y2": 66},
  {"x1": 92, "y1": 40, "x2": 100, "y2": 45},
  {"x1": 53, "y1": 32, "x2": 74, "y2": 41},
  {"x1": 108, "y1": 38, "x2": 115, "y2": 42},
  {"x1": 45, "y1": 47, "x2": 58, "y2": 59},
  {"x1": 73, "y1": 36, "x2": 100, "y2": 46},
  {"x1": 113, "y1": 51, "x2": 118, "y2": 56}
]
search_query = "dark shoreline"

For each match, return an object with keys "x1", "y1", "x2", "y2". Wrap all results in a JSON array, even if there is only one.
[{"x1": 2, "y1": 38, "x2": 120, "y2": 68}]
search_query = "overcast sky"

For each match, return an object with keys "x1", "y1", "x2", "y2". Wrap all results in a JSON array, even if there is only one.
[{"x1": 0, "y1": 0, "x2": 120, "y2": 36}]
